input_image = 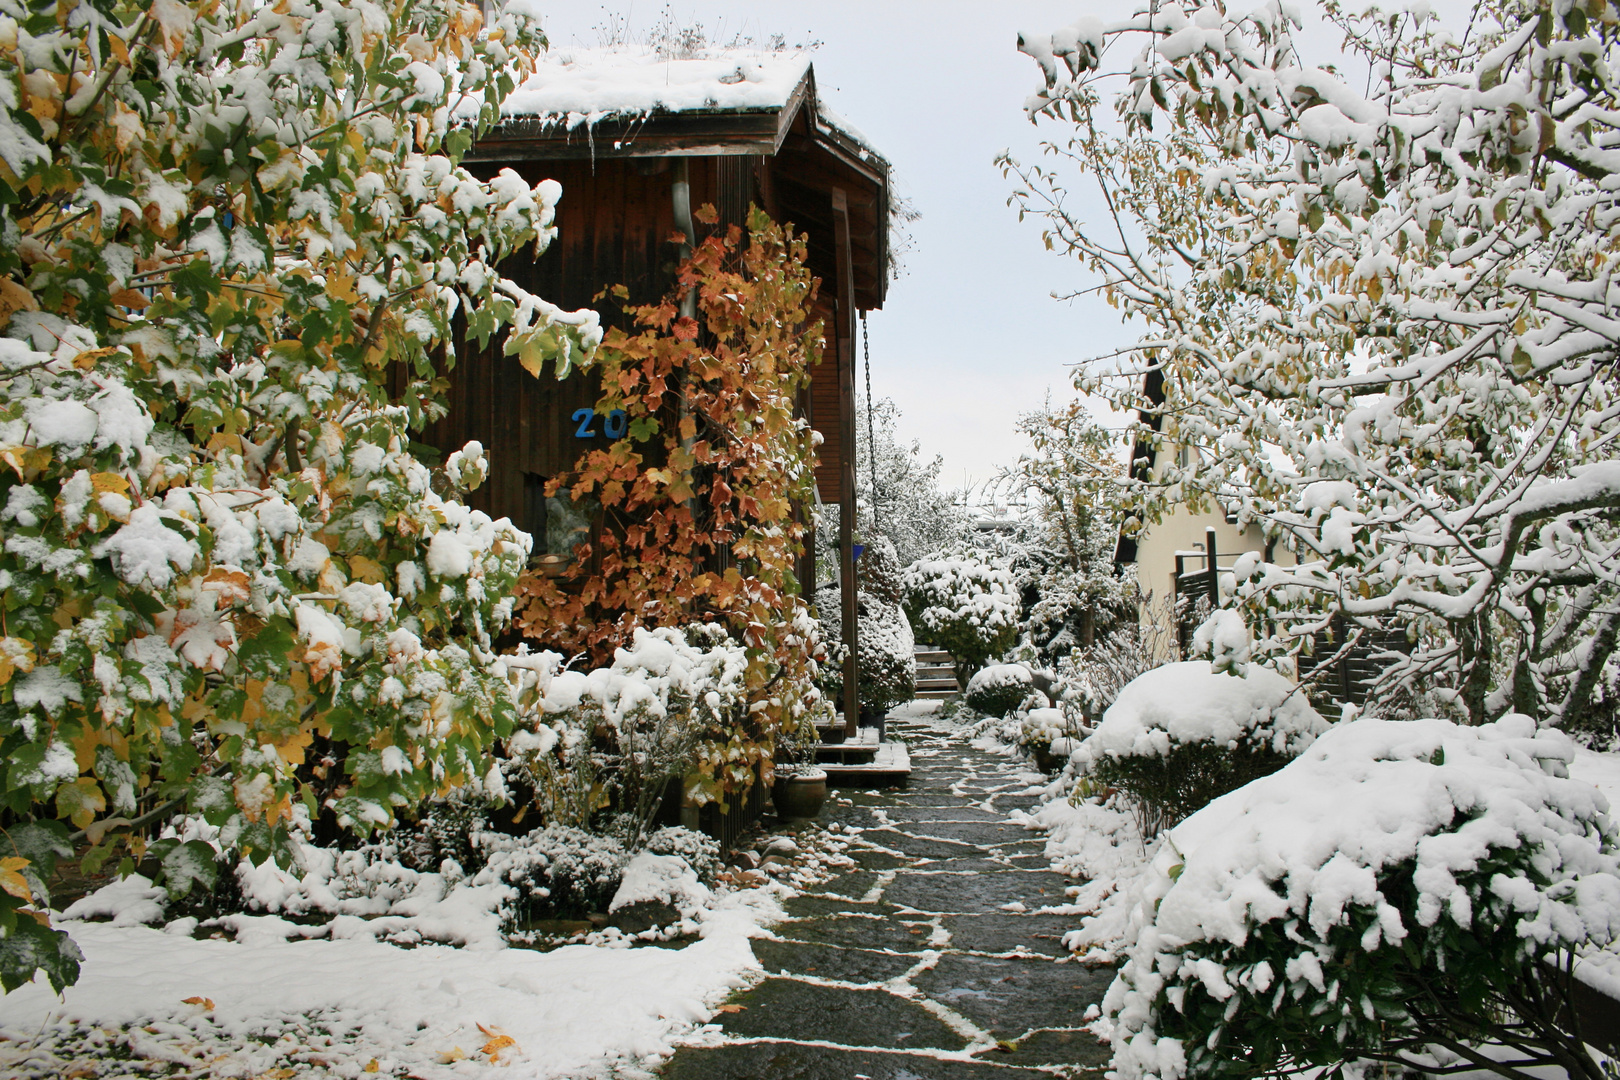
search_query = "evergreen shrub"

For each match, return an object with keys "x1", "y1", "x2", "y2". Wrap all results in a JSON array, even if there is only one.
[
  {"x1": 1075, "y1": 662, "x2": 1329, "y2": 837},
  {"x1": 1104, "y1": 716, "x2": 1620, "y2": 1080},
  {"x1": 965, "y1": 664, "x2": 1036, "y2": 718}
]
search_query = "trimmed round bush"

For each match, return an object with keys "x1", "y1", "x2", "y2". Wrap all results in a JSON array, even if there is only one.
[
  {"x1": 901, "y1": 553, "x2": 1019, "y2": 683},
  {"x1": 966, "y1": 663, "x2": 1036, "y2": 717},
  {"x1": 1075, "y1": 661, "x2": 1329, "y2": 837},
  {"x1": 1102, "y1": 715, "x2": 1620, "y2": 1080}
]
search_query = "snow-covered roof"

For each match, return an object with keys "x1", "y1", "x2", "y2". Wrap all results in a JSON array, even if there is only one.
[{"x1": 501, "y1": 47, "x2": 813, "y2": 127}]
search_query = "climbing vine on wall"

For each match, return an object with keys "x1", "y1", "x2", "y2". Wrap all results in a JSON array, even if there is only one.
[{"x1": 515, "y1": 207, "x2": 828, "y2": 803}]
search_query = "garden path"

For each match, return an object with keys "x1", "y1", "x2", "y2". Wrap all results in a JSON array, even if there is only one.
[{"x1": 658, "y1": 712, "x2": 1113, "y2": 1079}]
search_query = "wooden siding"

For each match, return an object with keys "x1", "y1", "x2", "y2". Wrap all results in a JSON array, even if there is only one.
[{"x1": 410, "y1": 156, "x2": 763, "y2": 532}]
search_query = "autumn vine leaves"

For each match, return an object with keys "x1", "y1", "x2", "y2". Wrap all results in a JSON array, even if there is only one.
[{"x1": 516, "y1": 207, "x2": 829, "y2": 807}]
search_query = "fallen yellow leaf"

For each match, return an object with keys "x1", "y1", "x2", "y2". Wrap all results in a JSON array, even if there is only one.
[
  {"x1": 181, "y1": 996, "x2": 215, "y2": 1010},
  {"x1": 481, "y1": 1034, "x2": 517, "y2": 1061}
]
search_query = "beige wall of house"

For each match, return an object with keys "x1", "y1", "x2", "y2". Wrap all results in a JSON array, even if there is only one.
[{"x1": 1125, "y1": 447, "x2": 1296, "y2": 663}]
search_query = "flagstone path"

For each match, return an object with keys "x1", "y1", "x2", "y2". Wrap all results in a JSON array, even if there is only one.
[{"x1": 659, "y1": 712, "x2": 1113, "y2": 1079}]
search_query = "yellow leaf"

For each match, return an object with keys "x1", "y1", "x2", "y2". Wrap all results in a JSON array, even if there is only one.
[
  {"x1": 0, "y1": 445, "x2": 51, "y2": 481},
  {"x1": 91, "y1": 471, "x2": 131, "y2": 494},
  {"x1": 270, "y1": 725, "x2": 315, "y2": 767},
  {"x1": 107, "y1": 31, "x2": 130, "y2": 65},
  {"x1": 480, "y1": 1034, "x2": 517, "y2": 1061},
  {"x1": 346, "y1": 554, "x2": 386, "y2": 584},
  {"x1": 71, "y1": 346, "x2": 121, "y2": 370},
  {"x1": 438, "y1": 1047, "x2": 466, "y2": 1064},
  {"x1": 181, "y1": 996, "x2": 215, "y2": 1010},
  {"x1": 0, "y1": 279, "x2": 39, "y2": 330},
  {"x1": 109, "y1": 288, "x2": 150, "y2": 310},
  {"x1": 0, "y1": 857, "x2": 32, "y2": 902},
  {"x1": 364, "y1": 1061, "x2": 380, "y2": 1074}
]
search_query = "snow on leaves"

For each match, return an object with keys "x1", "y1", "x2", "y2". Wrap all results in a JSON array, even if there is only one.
[
  {"x1": 0, "y1": 0, "x2": 603, "y2": 991},
  {"x1": 1011, "y1": 1, "x2": 1620, "y2": 727},
  {"x1": 1103, "y1": 714, "x2": 1620, "y2": 1078},
  {"x1": 515, "y1": 209, "x2": 828, "y2": 807}
]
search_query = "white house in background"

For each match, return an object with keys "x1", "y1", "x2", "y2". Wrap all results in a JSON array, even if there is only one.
[{"x1": 1112, "y1": 370, "x2": 1292, "y2": 663}]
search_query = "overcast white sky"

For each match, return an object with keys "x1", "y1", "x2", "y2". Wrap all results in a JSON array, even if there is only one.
[{"x1": 531, "y1": 1, "x2": 1474, "y2": 493}]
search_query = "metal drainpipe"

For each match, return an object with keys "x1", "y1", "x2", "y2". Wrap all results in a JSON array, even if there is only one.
[
  {"x1": 671, "y1": 159, "x2": 703, "y2": 832},
  {"x1": 672, "y1": 159, "x2": 698, "y2": 319},
  {"x1": 670, "y1": 159, "x2": 699, "y2": 483}
]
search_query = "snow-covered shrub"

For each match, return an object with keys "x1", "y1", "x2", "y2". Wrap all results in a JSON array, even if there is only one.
[
  {"x1": 0, "y1": 0, "x2": 598, "y2": 993},
  {"x1": 475, "y1": 825, "x2": 630, "y2": 922},
  {"x1": 499, "y1": 627, "x2": 749, "y2": 844},
  {"x1": 1103, "y1": 715, "x2": 1620, "y2": 1080},
  {"x1": 643, "y1": 826, "x2": 721, "y2": 885},
  {"x1": 901, "y1": 553, "x2": 1019, "y2": 683},
  {"x1": 1019, "y1": 707, "x2": 1082, "y2": 773},
  {"x1": 966, "y1": 663, "x2": 1037, "y2": 718},
  {"x1": 815, "y1": 536, "x2": 916, "y2": 716},
  {"x1": 1076, "y1": 662, "x2": 1329, "y2": 837}
]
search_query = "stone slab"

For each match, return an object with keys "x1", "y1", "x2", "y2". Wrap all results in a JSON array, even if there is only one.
[
  {"x1": 714, "y1": 979, "x2": 968, "y2": 1051},
  {"x1": 750, "y1": 939, "x2": 921, "y2": 984},
  {"x1": 910, "y1": 953, "x2": 1115, "y2": 1037}
]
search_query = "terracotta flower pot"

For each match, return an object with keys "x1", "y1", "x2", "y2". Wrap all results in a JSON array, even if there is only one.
[{"x1": 773, "y1": 767, "x2": 829, "y2": 819}]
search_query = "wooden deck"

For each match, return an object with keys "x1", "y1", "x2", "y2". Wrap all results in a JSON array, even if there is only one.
[{"x1": 821, "y1": 736, "x2": 911, "y2": 788}]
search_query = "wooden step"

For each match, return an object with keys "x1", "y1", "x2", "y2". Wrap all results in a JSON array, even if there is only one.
[
  {"x1": 915, "y1": 688, "x2": 957, "y2": 700},
  {"x1": 821, "y1": 740, "x2": 910, "y2": 788},
  {"x1": 816, "y1": 743, "x2": 879, "y2": 766}
]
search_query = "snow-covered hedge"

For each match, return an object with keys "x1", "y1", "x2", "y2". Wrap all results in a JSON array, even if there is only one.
[
  {"x1": 965, "y1": 663, "x2": 1037, "y2": 718},
  {"x1": 1076, "y1": 662, "x2": 1329, "y2": 836},
  {"x1": 901, "y1": 553, "x2": 1019, "y2": 682},
  {"x1": 816, "y1": 536, "x2": 916, "y2": 716},
  {"x1": 1103, "y1": 715, "x2": 1620, "y2": 1080}
]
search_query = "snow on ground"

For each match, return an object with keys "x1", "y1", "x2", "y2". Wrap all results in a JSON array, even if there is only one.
[
  {"x1": 1572, "y1": 745, "x2": 1620, "y2": 809},
  {"x1": 0, "y1": 868, "x2": 796, "y2": 1078}
]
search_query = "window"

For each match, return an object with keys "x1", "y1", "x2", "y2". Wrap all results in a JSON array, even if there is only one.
[{"x1": 525, "y1": 473, "x2": 593, "y2": 560}]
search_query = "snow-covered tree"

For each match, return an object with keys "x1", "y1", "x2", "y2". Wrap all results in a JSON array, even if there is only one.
[
  {"x1": 0, "y1": 0, "x2": 597, "y2": 990},
  {"x1": 855, "y1": 395, "x2": 966, "y2": 567},
  {"x1": 992, "y1": 400, "x2": 1136, "y2": 660},
  {"x1": 1011, "y1": 0, "x2": 1620, "y2": 734}
]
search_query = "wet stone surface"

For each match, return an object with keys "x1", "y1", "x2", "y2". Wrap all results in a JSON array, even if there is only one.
[{"x1": 657, "y1": 711, "x2": 1113, "y2": 1079}]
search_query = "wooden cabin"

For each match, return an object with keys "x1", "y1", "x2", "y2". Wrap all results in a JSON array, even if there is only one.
[{"x1": 425, "y1": 48, "x2": 891, "y2": 735}]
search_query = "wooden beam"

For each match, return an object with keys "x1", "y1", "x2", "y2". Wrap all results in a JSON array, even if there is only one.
[{"x1": 832, "y1": 187, "x2": 860, "y2": 738}]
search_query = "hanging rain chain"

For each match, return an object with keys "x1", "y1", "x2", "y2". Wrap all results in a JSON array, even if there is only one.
[{"x1": 863, "y1": 312, "x2": 880, "y2": 533}]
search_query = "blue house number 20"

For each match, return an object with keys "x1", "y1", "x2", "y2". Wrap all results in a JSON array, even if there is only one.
[{"x1": 572, "y1": 408, "x2": 628, "y2": 439}]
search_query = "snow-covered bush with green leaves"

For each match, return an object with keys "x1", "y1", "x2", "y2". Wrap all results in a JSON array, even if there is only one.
[
  {"x1": 965, "y1": 663, "x2": 1036, "y2": 718},
  {"x1": 1103, "y1": 715, "x2": 1620, "y2": 1080},
  {"x1": 1076, "y1": 662, "x2": 1329, "y2": 838},
  {"x1": 0, "y1": 0, "x2": 600, "y2": 992},
  {"x1": 901, "y1": 552, "x2": 1018, "y2": 684},
  {"x1": 498, "y1": 627, "x2": 750, "y2": 845}
]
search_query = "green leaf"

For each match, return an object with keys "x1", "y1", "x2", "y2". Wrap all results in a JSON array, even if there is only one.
[
  {"x1": 0, "y1": 911, "x2": 82, "y2": 994},
  {"x1": 0, "y1": 821, "x2": 71, "y2": 904},
  {"x1": 160, "y1": 840, "x2": 219, "y2": 899}
]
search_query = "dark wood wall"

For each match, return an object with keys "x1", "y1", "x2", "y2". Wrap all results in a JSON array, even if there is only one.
[{"x1": 411, "y1": 147, "x2": 858, "y2": 535}]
